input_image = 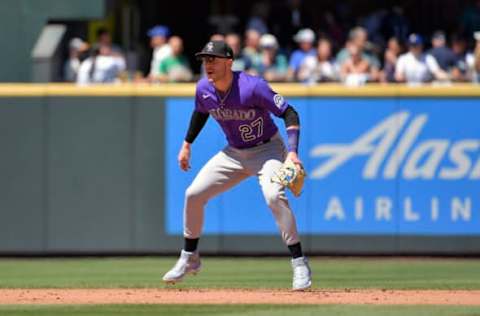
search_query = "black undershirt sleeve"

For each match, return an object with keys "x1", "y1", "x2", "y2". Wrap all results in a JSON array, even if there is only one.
[
  {"x1": 280, "y1": 105, "x2": 300, "y2": 127},
  {"x1": 185, "y1": 110, "x2": 210, "y2": 144}
]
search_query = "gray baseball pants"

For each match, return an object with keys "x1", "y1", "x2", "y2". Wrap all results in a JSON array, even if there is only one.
[{"x1": 183, "y1": 133, "x2": 300, "y2": 246}]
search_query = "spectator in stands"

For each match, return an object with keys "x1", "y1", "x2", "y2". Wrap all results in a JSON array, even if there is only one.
[
  {"x1": 254, "y1": 33, "x2": 288, "y2": 82},
  {"x1": 380, "y1": 37, "x2": 402, "y2": 83},
  {"x1": 298, "y1": 37, "x2": 337, "y2": 83},
  {"x1": 64, "y1": 37, "x2": 89, "y2": 82},
  {"x1": 336, "y1": 26, "x2": 380, "y2": 70},
  {"x1": 225, "y1": 33, "x2": 251, "y2": 72},
  {"x1": 473, "y1": 31, "x2": 480, "y2": 83},
  {"x1": 76, "y1": 44, "x2": 126, "y2": 85},
  {"x1": 147, "y1": 25, "x2": 172, "y2": 82},
  {"x1": 287, "y1": 28, "x2": 316, "y2": 81},
  {"x1": 395, "y1": 33, "x2": 448, "y2": 84},
  {"x1": 450, "y1": 35, "x2": 473, "y2": 82},
  {"x1": 95, "y1": 27, "x2": 123, "y2": 56},
  {"x1": 157, "y1": 36, "x2": 192, "y2": 82},
  {"x1": 242, "y1": 29, "x2": 262, "y2": 70},
  {"x1": 339, "y1": 43, "x2": 373, "y2": 86},
  {"x1": 427, "y1": 31, "x2": 456, "y2": 73}
]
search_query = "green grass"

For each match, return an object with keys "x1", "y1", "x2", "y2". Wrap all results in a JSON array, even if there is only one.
[
  {"x1": 0, "y1": 257, "x2": 479, "y2": 289},
  {"x1": 1, "y1": 304, "x2": 480, "y2": 316},
  {"x1": 1, "y1": 257, "x2": 479, "y2": 315}
]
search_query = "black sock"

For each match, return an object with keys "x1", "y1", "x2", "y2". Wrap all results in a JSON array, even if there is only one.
[
  {"x1": 288, "y1": 242, "x2": 303, "y2": 259},
  {"x1": 184, "y1": 238, "x2": 199, "y2": 252}
]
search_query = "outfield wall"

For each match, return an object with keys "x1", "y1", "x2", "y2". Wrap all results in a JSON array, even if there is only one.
[
  {"x1": 0, "y1": 84, "x2": 479, "y2": 255},
  {"x1": 0, "y1": 0, "x2": 104, "y2": 82}
]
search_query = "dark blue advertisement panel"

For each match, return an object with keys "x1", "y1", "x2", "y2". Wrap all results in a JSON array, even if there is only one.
[{"x1": 166, "y1": 97, "x2": 480, "y2": 236}]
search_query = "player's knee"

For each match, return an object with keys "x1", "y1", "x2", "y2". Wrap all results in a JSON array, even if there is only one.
[
  {"x1": 264, "y1": 190, "x2": 284, "y2": 208},
  {"x1": 185, "y1": 185, "x2": 207, "y2": 205}
]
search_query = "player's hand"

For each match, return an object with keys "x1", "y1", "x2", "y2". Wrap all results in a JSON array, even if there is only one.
[
  {"x1": 286, "y1": 151, "x2": 302, "y2": 166},
  {"x1": 272, "y1": 153, "x2": 306, "y2": 197},
  {"x1": 178, "y1": 141, "x2": 192, "y2": 171}
]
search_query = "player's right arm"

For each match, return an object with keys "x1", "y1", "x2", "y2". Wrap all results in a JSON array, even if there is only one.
[
  {"x1": 178, "y1": 84, "x2": 210, "y2": 171},
  {"x1": 179, "y1": 110, "x2": 209, "y2": 171},
  {"x1": 178, "y1": 141, "x2": 192, "y2": 171}
]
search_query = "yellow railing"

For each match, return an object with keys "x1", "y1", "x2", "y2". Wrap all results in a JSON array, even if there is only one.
[{"x1": 0, "y1": 83, "x2": 479, "y2": 97}]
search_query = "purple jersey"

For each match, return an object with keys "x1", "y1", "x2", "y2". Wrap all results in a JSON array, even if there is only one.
[{"x1": 195, "y1": 71, "x2": 288, "y2": 149}]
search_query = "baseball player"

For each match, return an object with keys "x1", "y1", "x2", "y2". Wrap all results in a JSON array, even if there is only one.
[{"x1": 162, "y1": 40, "x2": 312, "y2": 291}]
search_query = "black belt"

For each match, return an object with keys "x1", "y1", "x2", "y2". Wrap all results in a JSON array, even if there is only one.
[
  {"x1": 232, "y1": 138, "x2": 271, "y2": 150},
  {"x1": 253, "y1": 138, "x2": 271, "y2": 147}
]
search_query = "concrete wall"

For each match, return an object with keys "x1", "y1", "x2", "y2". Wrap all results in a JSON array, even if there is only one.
[
  {"x1": 0, "y1": 96, "x2": 172, "y2": 254},
  {"x1": 0, "y1": 0, "x2": 104, "y2": 82},
  {"x1": 0, "y1": 84, "x2": 479, "y2": 255}
]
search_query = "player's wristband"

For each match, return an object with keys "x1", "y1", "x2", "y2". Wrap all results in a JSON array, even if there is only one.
[{"x1": 286, "y1": 128, "x2": 299, "y2": 153}]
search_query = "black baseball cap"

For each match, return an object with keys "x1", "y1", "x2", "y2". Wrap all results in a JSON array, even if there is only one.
[{"x1": 195, "y1": 40, "x2": 234, "y2": 60}]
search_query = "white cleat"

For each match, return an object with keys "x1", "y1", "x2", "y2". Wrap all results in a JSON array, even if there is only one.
[
  {"x1": 162, "y1": 250, "x2": 202, "y2": 284},
  {"x1": 291, "y1": 256, "x2": 312, "y2": 291}
]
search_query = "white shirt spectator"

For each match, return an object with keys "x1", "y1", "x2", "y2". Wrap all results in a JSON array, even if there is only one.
[
  {"x1": 395, "y1": 52, "x2": 441, "y2": 84},
  {"x1": 64, "y1": 37, "x2": 89, "y2": 82},
  {"x1": 64, "y1": 58, "x2": 81, "y2": 82},
  {"x1": 77, "y1": 55, "x2": 126, "y2": 85},
  {"x1": 298, "y1": 55, "x2": 337, "y2": 83},
  {"x1": 465, "y1": 52, "x2": 477, "y2": 82},
  {"x1": 150, "y1": 44, "x2": 172, "y2": 77}
]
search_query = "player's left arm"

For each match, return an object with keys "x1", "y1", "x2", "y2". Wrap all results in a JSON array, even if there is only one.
[
  {"x1": 280, "y1": 106, "x2": 301, "y2": 165},
  {"x1": 254, "y1": 79, "x2": 302, "y2": 165},
  {"x1": 272, "y1": 106, "x2": 307, "y2": 197}
]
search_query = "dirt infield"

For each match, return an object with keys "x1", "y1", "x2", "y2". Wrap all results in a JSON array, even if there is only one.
[{"x1": 1, "y1": 289, "x2": 480, "y2": 305}]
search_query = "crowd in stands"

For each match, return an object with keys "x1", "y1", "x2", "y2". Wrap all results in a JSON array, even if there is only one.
[
  {"x1": 65, "y1": 28, "x2": 126, "y2": 85},
  {"x1": 64, "y1": 17, "x2": 480, "y2": 86}
]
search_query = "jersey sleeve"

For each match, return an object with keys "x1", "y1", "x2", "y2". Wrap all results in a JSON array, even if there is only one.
[
  {"x1": 194, "y1": 84, "x2": 208, "y2": 113},
  {"x1": 254, "y1": 78, "x2": 288, "y2": 117}
]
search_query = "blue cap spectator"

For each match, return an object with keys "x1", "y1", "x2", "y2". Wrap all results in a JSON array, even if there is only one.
[
  {"x1": 147, "y1": 25, "x2": 170, "y2": 38},
  {"x1": 408, "y1": 33, "x2": 423, "y2": 46},
  {"x1": 147, "y1": 25, "x2": 172, "y2": 81}
]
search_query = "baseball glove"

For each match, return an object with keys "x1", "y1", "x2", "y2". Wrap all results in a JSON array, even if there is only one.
[{"x1": 271, "y1": 159, "x2": 306, "y2": 197}]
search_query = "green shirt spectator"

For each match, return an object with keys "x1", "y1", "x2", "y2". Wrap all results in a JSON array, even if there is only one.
[
  {"x1": 157, "y1": 36, "x2": 192, "y2": 82},
  {"x1": 159, "y1": 55, "x2": 190, "y2": 75}
]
